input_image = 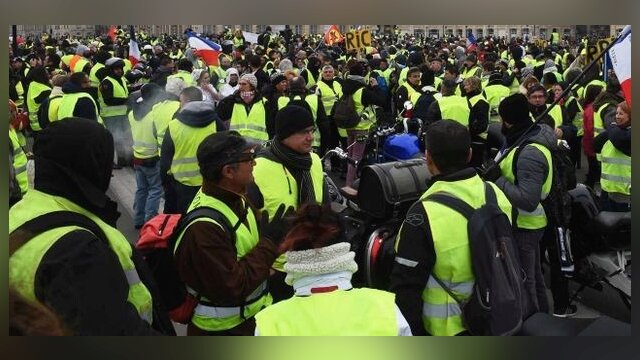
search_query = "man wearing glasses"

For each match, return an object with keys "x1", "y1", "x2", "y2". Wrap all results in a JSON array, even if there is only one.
[
  {"x1": 173, "y1": 131, "x2": 292, "y2": 335},
  {"x1": 248, "y1": 105, "x2": 330, "y2": 303}
]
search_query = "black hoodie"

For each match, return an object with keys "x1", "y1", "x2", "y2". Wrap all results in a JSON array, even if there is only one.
[{"x1": 25, "y1": 119, "x2": 173, "y2": 335}]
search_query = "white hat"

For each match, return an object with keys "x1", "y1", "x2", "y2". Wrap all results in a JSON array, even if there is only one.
[{"x1": 143, "y1": 44, "x2": 153, "y2": 50}]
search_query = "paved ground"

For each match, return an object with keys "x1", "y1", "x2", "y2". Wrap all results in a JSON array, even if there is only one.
[{"x1": 107, "y1": 156, "x2": 629, "y2": 335}]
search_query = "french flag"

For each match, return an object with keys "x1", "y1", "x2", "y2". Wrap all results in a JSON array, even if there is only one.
[
  {"x1": 466, "y1": 31, "x2": 478, "y2": 53},
  {"x1": 186, "y1": 31, "x2": 222, "y2": 66},
  {"x1": 608, "y1": 25, "x2": 631, "y2": 107},
  {"x1": 129, "y1": 26, "x2": 141, "y2": 67}
]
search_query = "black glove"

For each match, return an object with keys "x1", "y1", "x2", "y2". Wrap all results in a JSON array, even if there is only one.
[
  {"x1": 259, "y1": 204, "x2": 295, "y2": 246},
  {"x1": 478, "y1": 159, "x2": 502, "y2": 182}
]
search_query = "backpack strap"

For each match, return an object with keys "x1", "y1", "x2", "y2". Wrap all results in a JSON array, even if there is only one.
[
  {"x1": 174, "y1": 206, "x2": 243, "y2": 247},
  {"x1": 424, "y1": 182, "x2": 495, "y2": 305},
  {"x1": 9, "y1": 211, "x2": 108, "y2": 257}
]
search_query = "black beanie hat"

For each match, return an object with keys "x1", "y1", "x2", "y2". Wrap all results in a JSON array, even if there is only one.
[
  {"x1": 498, "y1": 93, "x2": 532, "y2": 125},
  {"x1": 275, "y1": 105, "x2": 315, "y2": 140},
  {"x1": 270, "y1": 73, "x2": 287, "y2": 86}
]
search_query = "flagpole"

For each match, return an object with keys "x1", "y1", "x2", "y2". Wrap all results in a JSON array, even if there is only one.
[{"x1": 493, "y1": 27, "x2": 628, "y2": 165}]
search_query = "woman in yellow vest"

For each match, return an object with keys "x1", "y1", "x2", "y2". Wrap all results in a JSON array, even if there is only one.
[
  {"x1": 255, "y1": 204, "x2": 411, "y2": 336},
  {"x1": 9, "y1": 119, "x2": 172, "y2": 335},
  {"x1": 596, "y1": 101, "x2": 631, "y2": 212}
]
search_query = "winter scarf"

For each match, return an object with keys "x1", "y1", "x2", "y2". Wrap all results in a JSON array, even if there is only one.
[{"x1": 270, "y1": 138, "x2": 317, "y2": 204}]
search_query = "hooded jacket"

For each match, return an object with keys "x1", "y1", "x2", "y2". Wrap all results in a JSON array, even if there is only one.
[
  {"x1": 341, "y1": 77, "x2": 386, "y2": 110},
  {"x1": 495, "y1": 124, "x2": 556, "y2": 212},
  {"x1": 9, "y1": 119, "x2": 173, "y2": 335},
  {"x1": 160, "y1": 101, "x2": 223, "y2": 180}
]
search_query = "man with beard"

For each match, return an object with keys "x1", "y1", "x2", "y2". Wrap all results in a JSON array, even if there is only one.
[{"x1": 247, "y1": 105, "x2": 330, "y2": 303}]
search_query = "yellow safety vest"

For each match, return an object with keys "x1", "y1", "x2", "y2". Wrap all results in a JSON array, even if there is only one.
[
  {"x1": 593, "y1": 103, "x2": 612, "y2": 136},
  {"x1": 499, "y1": 143, "x2": 552, "y2": 230},
  {"x1": 89, "y1": 63, "x2": 105, "y2": 88},
  {"x1": 437, "y1": 95, "x2": 470, "y2": 127},
  {"x1": 27, "y1": 81, "x2": 52, "y2": 131},
  {"x1": 483, "y1": 84, "x2": 511, "y2": 122},
  {"x1": 128, "y1": 111, "x2": 159, "y2": 159},
  {"x1": 99, "y1": 76, "x2": 129, "y2": 117},
  {"x1": 348, "y1": 88, "x2": 376, "y2": 132},
  {"x1": 416, "y1": 175, "x2": 512, "y2": 336},
  {"x1": 255, "y1": 288, "x2": 398, "y2": 335},
  {"x1": 253, "y1": 154, "x2": 324, "y2": 271},
  {"x1": 57, "y1": 92, "x2": 103, "y2": 124},
  {"x1": 168, "y1": 70, "x2": 195, "y2": 87},
  {"x1": 174, "y1": 190, "x2": 271, "y2": 331},
  {"x1": 600, "y1": 140, "x2": 631, "y2": 197},
  {"x1": 316, "y1": 79, "x2": 343, "y2": 115},
  {"x1": 167, "y1": 118, "x2": 217, "y2": 186},
  {"x1": 9, "y1": 190, "x2": 153, "y2": 324},
  {"x1": 9, "y1": 127, "x2": 29, "y2": 195},
  {"x1": 228, "y1": 100, "x2": 269, "y2": 143},
  {"x1": 151, "y1": 100, "x2": 181, "y2": 152},
  {"x1": 566, "y1": 96, "x2": 584, "y2": 137}
]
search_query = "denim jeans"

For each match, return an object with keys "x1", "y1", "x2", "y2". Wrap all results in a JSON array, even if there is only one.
[
  {"x1": 514, "y1": 228, "x2": 549, "y2": 314},
  {"x1": 133, "y1": 161, "x2": 162, "y2": 226}
]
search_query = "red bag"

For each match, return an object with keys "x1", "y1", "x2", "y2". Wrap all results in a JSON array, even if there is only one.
[{"x1": 137, "y1": 214, "x2": 182, "y2": 249}]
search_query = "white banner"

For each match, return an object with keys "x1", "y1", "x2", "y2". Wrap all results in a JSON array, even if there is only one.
[{"x1": 242, "y1": 31, "x2": 259, "y2": 44}]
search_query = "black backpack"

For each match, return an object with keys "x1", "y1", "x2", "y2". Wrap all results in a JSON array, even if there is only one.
[
  {"x1": 425, "y1": 183, "x2": 527, "y2": 336},
  {"x1": 136, "y1": 207, "x2": 240, "y2": 324},
  {"x1": 332, "y1": 92, "x2": 361, "y2": 129}
]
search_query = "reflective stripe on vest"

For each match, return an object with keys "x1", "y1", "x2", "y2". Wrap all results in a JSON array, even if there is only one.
[
  {"x1": 9, "y1": 190, "x2": 153, "y2": 323},
  {"x1": 99, "y1": 77, "x2": 129, "y2": 117},
  {"x1": 437, "y1": 95, "x2": 470, "y2": 127},
  {"x1": 253, "y1": 154, "x2": 324, "y2": 271},
  {"x1": 499, "y1": 143, "x2": 552, "y2": 230},
  {"x1": 128, "y1": 111, "x2": 159, "y2": 159},
  {"x1": 255, "y1": 288, "x2": 398, "y2": 336},
  {"x1": 168, "y1": 119, "x2": 217, "y2": 186},
  {"x1": 600, "y1": 140, "x2": 631, "y2": 196},
  {"x1": 229, "y1": 100, "x2": 268, "y2": 142},
  {"x1": 175, "y1": 191, "x2": 271, "y2": 331},
  {"x1": 416, "y1": 175, "x2": 511, "y2": 336}
]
